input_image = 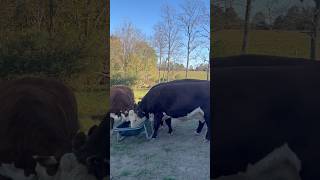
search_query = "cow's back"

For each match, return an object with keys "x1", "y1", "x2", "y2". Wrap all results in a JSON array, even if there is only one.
[
  {"x1": 0, "y1": 77, "x2": 79, "y2": 175},
  {"x1": 212, "y1": 55, "x2": 320, "y2": 179},
  {"x1": 141, "y1": 80, "x2": 210, "y2": 117}
]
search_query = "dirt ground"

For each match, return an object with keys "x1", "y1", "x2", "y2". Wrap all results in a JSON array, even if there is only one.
[{"x1": 110, "y1": 118, "x2": 210, "y2": 180}]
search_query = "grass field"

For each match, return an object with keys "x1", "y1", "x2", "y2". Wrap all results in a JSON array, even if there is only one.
[
  {"x1": 159, "y1": 70, "x2": 209, "y2": 81},
  {"x1": 214, "y1": 30, "x2": 320, "y2": 58},
  {"x1": 75, "y1": 90, "x2": 108, "y2": 132},
  {"x1": 110, "y1": 117, "x2": 210, "y2": 180}
]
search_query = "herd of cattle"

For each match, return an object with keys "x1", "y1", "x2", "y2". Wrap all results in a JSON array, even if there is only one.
[
  {"x1": 111, "y1": 54, "x2": 320, "y2": 180},
  {"x1": 3, "y1": 54, "x2": 320, "y2": 179},
  {"x1": 0, "y1": 78, "x2": 108, "y2": 180},
  {"x1": 110, "y1": 79, "x2": 210, "y2": 140}
]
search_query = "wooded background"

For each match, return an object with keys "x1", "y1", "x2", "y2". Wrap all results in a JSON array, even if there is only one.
[
  {"x1": 110, "y1": 0, "x2": 210, "y2": 87},
  {"x1": 0, "y1": 0, "x2": 108, "y2": 91},
  {"x1": 212, "y1": 0, "x2": 320, "y2": 59}
]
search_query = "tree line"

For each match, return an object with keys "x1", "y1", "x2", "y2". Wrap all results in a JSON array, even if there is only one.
[
  {"x1": 213, "y1": 0, "x2": 320, "y2": 59},
  {"x1": 111, "y1": 0, "x2": 209, "y2": 86},
  {"x1": 0, "y1": 0, "x2": 107, "y2": 90}
]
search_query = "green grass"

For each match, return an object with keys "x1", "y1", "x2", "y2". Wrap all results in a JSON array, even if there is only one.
[
  {"x1": 214, "y1": 30, "x2": 320, "y2": 58},
  {"x1": 159, "y1": 70, "x2": 209, "y2": 81},
  {"x1": 163, "y1": 177, "x2": 176, "y2": 180},
  {"x1": 75, "y1": 90, "x2": 108, "y2": 132}
]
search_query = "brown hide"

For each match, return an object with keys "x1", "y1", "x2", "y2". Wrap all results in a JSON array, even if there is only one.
[
  {"x1": 110, "y1": 85, "x2": 135, "y2": 115},
  {"x1": 0, "y1": 77, "x2": 79, "y2": 176}
]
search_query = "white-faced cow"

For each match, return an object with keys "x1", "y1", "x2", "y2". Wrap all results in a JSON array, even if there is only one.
[
  {"x1": 135, "y1": 79, "x2": 210, "y2": 140},
  {"x1": 110, "y1": 85, "x2": 135, "y2": 129},
  {"x1": 212, "y1": 54, "x2": 320, "y2": 180},
  {"x1": 0, "y1": 77, "x2": 79, "y2": 177}
]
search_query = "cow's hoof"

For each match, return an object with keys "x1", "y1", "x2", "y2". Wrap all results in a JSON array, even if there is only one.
[
  {"x1": 203, "y1": 139, "x2": 210, "y2": 143},
  {"x1": 168, "y1": 131, "x2": 173, "y2": 135},
  {"x1": 194, "y1": 131, "x2": 200, "y2": 135},
  {"x1": 151, "y1": 137, "x2": 156, "y2": 141}
]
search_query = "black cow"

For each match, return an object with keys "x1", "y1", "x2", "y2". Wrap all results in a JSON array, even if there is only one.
[
  {"x1": 212, "y1": 55, "x2": 320, "y2": 180},
  {"x1": 136, "y1": 79, "x2": 210, "y2": 140},
  {"x1": 74, "y1": 115, "x2": 109, "y2": 180}
]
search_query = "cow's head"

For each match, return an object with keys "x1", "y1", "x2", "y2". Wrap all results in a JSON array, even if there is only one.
[
  {"x1": 74, "y1": 119, "x2": 108, "y2": 180},
  {"x1": 134, "y1": 101, "x2": 146, "y2": 118}
]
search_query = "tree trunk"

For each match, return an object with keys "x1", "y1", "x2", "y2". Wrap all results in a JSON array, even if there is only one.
[
  {"x1": 84, "y1": 0, "x2": 91, "y2": 37},
  {"x1": 166, "y1": 58, "x2": 170, "y2": 82},
  {"x1": 185, "y1": 36, "x2": 190, "y2": 78},
  {"x1": 158, "y1": 55, "x2": 162, "y2": 83},
  {"x1": 311, "y1": 7, "x2": 319, "y2": 60},
  {"x1": 241, "y1": 0, "x2": 251, "y2": 54},
  {"x1": 48, "y1": 0, "x2": 54, "y2": 37}
]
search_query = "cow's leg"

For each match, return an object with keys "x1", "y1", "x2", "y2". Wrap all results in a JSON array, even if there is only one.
[
  {"x1": 205, "y1": 115, "x2": 210, "y2": 141},
  {"x1": 159, "y1": 119, "x2": 164, "y2": 129},
  {"x1": 110, "y1": 118, "x2": 114, "y2": 129},
  {"x1": 165, "y1": 118, "x2": 173, "y2": 134},
  {"x1": 196, "y1": 121, "x2": 205, "y2": 134},
  {"x1": 152, "y1": 113, "x2": 163, "y2": 138}
]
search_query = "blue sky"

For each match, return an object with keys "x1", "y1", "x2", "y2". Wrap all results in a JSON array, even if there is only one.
[{"x1": 110, "y1": 0, "x2": 210, "y2": 67}]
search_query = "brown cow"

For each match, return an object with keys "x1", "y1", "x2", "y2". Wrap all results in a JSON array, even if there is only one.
[
  {"x1": 110, "y1": 85, "x2": 135, "y2": 129},
  {"x1": 0, "y1": 77, "x2": 79, "y2": 176}
]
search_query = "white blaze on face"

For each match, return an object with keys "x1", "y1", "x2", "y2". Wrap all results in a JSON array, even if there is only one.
[
  {"x1": 0, "y1": 163, "x2": 35, "y2": 180},
  {"x1": 128, "y1": 110, "x2": 145, "y2": 128},
  {"x1": 128, "y1": 110, "x2": 136, "y2": 123}
]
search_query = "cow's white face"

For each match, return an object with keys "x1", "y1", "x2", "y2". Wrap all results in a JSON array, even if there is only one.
[
  {"x1": 128, "y1": 110, "x2": 136, "y2": 122},
  {"x1": 127, "y1": 110, "x2": 145, "y2": 128}
]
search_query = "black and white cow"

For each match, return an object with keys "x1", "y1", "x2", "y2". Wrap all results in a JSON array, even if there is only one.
[
  {"x1": 135, "y1": 79, "x2": 210, "y2": 140},
  {"x1": 212, "y1": 54, "x2": 320, "y2": 180}
]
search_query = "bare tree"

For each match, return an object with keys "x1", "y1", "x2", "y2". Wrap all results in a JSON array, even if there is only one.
[
  {"x1": 301, "y1": 0, "x2": 320, "y2": 60},
  {"x1": 161, "y1": 3, "x2": 181, "y2": 81},
  {"x1": 153, "y1": 23, "x2": 167, "y2": 83},
  {"x1": 179, "y1": 0, "x2": 207, "y2": 78},
  {"x1": 115, "y1": 21, "x2": 143, "y2": 77},
  {"x1": 48, "y1": 0, "x2": 55, "y2": 37},
  {"x1": 241, "y1": 0, "x2": 252, "y2": 54},
  {"x1": 265, "y1": 0, "x2": 279, "y2": 29}
]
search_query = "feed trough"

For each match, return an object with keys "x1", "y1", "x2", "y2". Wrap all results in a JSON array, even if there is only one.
[{"x1": 113, "y1": 118, "x2": 153, "y2": 142}]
